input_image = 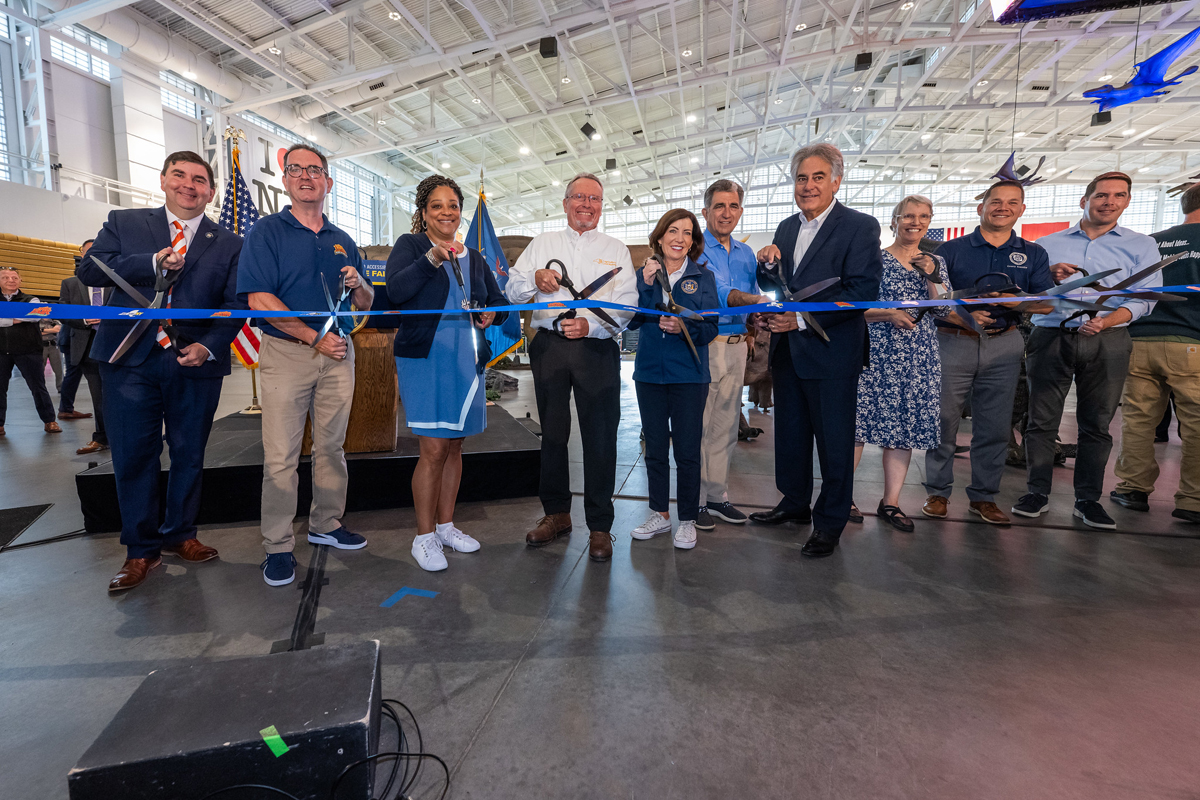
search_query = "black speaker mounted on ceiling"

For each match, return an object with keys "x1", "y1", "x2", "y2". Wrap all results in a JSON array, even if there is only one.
[
  {"x1": 623, "y1": 195, "x2": 633, "y2": 206},
  {"x1": 605, "y1": 157, "x2": 617, "y2": 171},
  {"x1": 1091, "y1": 110, "x2": 1112, "y2": 126},
  {"x1": 854, "y1": 52, "x2": 873, "y2": 71},
  {"x1": 540, "y1": 37, "x2": 557, "y2": 58}
]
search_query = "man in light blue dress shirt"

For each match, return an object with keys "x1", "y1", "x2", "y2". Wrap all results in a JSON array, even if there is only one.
[
  {"x1": 695, "y1": 179, "x2": 761, "y2": 530},
  {"x1": 1012, "y1": 171, "x2": 1162, "y2": 529}
]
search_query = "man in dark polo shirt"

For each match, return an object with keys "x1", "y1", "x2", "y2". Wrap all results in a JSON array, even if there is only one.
[
  {"x1": 922, "y1": 180, "x2": 1054, "y2": 525},
  {"x1": 238, "y1": 143, "x2": 374, "y2": 587},
  {"x1": 1111, "y1": 182, "x2": 1200, "y2": 522}
]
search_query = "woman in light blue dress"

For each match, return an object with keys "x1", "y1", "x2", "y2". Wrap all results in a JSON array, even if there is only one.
[{"x1": 385, "y1": 175, "x2": 508, "y2": 572}]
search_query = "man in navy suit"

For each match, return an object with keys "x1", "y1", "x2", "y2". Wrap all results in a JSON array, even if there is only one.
[
  {"x1": 747, "y1": 144, "x2": 883, "y2": 557},
  {"x1": 78, "y1": 151, "x2": 243, "y2": 592}
]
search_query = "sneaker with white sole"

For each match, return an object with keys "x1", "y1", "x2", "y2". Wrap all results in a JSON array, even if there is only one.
[
  {"x1": 631, "y1": 511, "x2": 671, "y2": 540},
  {"x1": 707, "y1": 501, "x2": 747, "y2": 524},
  {"x1": 1073, "y1": 500, "x2": 1116, "y2": 530},
  {"x1": 695, "y1": 508, "x2": 716, "y2": 531},
  {"x1": 412, "y1": 534, "x2": 448, "y2": 571},
  {"x1": 261, "y1": 553, "x2": 296, "y2": 587},
  {"x1": 673, "y1": 520, "x2": 698, "y2": 550},
  {"x1": 308, "y1": 526, "x2": 367, "y2": 550},
  {"x1": 435, "y1": 525, "x2": 480, "y2": 553},
  {"x1": 1012, "y1": 493, "x2": 1049, "y2": 518}
]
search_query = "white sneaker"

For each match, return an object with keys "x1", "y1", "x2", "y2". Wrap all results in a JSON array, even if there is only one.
[
  {"x1": 411, "y1": 534, "x2": 448, "y2": 571},
  {"x1": 631, "y1": 511, "x2": 671, "y2": 540},
  {"x1": 673, "y1": 520, "x2": 698, "y2": 550},
  {"x1": 435, "y1": 525, "x2": 480, "y2": 553}
]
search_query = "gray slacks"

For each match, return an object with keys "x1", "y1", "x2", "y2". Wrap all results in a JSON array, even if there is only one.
[{"x1": 924, "y1": 329, "x2": 1024, "y2": 502}]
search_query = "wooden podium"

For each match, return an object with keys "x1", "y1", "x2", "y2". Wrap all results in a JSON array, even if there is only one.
[{"x1": 302, "y1": 328, "x2": 397, "y2": 455}]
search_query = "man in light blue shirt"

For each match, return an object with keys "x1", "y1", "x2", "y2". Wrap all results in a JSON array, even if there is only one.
[
  {"x1": 695, "y1": 179, "x2": 760, "y2": 530},
  {"x1": 1012, "y1": 171, "x2": 1162, "y2": 529}
]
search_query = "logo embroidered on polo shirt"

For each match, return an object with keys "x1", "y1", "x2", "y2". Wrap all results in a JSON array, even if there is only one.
[
  {"x1": 1010, "y1": 252, "x2": 1028, "y2": 266},
  {"x1": 596, "y1": 258, "x2": 616, "y2": 266},
  {"x1": 681, "y1": 278, "x2": 699, "y2": 294},
  {"x1": 333, "y1": 244, "x2": 348, "y2": 257}
]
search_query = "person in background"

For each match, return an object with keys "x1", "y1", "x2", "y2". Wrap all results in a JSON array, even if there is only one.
[
  {"x1": 853, "y1": 195, "x2": 950, "y2": 532},
  {"x1": 505, "y1": 173, "x2": 637, "y2": 563},
  {"x1": 57, "y1": 239, "x2": 96, "y2": 422},
  {"x1": 0, "y1": 266, "x2": 62, "y2": 436},
  {"x1": 40, "y1": 319, "x2": 62, "y2": 393},
  {"x1": 1014, "y1": 171, "x2": 1162, "y2": 529},
  {"x1": 1110, "y1": 183, "x2": 1200, "y2": 522},
  {"x1": 922, "y1": 181, "x2": 1054, "y2": 526},
  {"x1": 78, "y1": 151, "x2": 243, "y2": 592},
  {"x1": 694, "y1": 179, "x2": 758, "y2": 531},
  {"x1": 240, "y1": 143, "x2": 374, "y2": 587},
  {"x1": 748, "y1": 143, "x2": 883, "y2": 558},
  {"x1": 385, "y1": 174, "x2": 508, "y2": 571},
  {"x1": 58, "y1": 257, "x2": 111, "y2": 455},
  {"x1": 628, "y1": 209, "x2": 719, "y2": 550}
]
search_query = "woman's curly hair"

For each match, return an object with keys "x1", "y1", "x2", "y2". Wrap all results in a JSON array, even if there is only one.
[{"x1": 411, "y1": 174, "x2": 465, "y2": 234}]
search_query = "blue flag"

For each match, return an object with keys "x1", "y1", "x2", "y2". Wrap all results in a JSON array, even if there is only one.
[
  {"x1": 465, "y1": 188, "x2": 521, "y2": 360},
  {"x1": 218, "y1": 149, "x2": 261, "y2": 236}
]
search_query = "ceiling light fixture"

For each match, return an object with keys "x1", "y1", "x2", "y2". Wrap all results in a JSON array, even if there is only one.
[
  {"x1": 561, "y1": 76, "x2": 571, "y2": 84},
  {"x1": 1122, "y1": 127, "x2": 1137, "y2": 136},
  {"x1": 551, "y1": 179, "x2": 560, "y2": 186},
  {"x1": 388, "y1": 10, "x2": 401, "y2": 20},
  {"x1": 519, "y1": 146, "x2": 530, "y2": 155},
  {"x1": 852, "y1": 86, "x2": 863, "y2": 92},
  {"x1": 183, "y1": 71, "x2": 196, "y2": 79},
  {"x1": 471, "y1": 97, "x2": 481, "y2": 103},
  {"x1": 900, "y1": 1, "x2": 914, "y2": 9},
  {"x1": 1014, "y1": 131, "x2": 1026, "y2": 137},
  {"x1": 1099, "y1": 74, "x2": 1113, "y2": 81},
  {"x1": 611, "y1": 169, "x2": 621, "y2": 176},
  {"x1": 268, "y1": 45, "x2": 282, "y2": 55},
  {"x1": 441, "y1": 161, "x2": 450, "y2": 169},
  {"x1": 976, "y1": 79, "x2": 989, "y2": 86},
  {"x1": 795, "y1": 23, "x2": 807, "y2": 31},
  {"x1": 690, "y1": 156, "x2": 700, "y2": 163},
  {"x1": 1046, "y1": 167, "x2": 1057, "y2": 173},
  {"x1": 921, "y1": 133, "x2": 932, "y2": 140},
  {"x1": 686, "y1": 113, "x2": 697, "y2": 122},
  {"x1": 681, "y1": 48, "x2": 693, "y2": 57},
  {"x1": 1137, "y1": 165, "x2": 1152, "y2": 173},
  {"x1": 774, "y1": 97, "x2": 783, "y2": 104},
  {"x1": 960, "y1": 167, "x2": 970, "y2": 173}
]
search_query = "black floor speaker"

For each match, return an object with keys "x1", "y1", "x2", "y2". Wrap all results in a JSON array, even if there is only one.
[{"x1": 68, "y1": 641, "x2": 382, "y2": 800}]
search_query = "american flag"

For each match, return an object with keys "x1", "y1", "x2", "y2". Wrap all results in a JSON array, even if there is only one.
[
  {"x1": 926, "y1": 226, "x2": 969, "y2": 242},
  {"x1": 218, "y1": 148, "x2": 262, "y2": 367}
]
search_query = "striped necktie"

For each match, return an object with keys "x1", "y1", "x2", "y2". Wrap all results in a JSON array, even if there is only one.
[{"x1": 156, "y1": 220, "x2": 186, "y2": 349}]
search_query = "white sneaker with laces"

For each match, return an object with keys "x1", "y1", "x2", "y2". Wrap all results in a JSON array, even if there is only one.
[
  {"x1": 631, "y1": 511, "x2": 671, "y2": 540},
  {"x1": 673, "y1": 520, "x2": 698, "y2": 550},
  {"x1": 435, "y1": 524, "x2": 481, "y2": 553},
  {"x1": 412, "y1": 534, "x2": 448, "y2": 571}
]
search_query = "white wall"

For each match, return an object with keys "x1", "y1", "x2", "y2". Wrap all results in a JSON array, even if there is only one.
[
  {"x1": 0, "y1": 179, "x2": 118, "y2": 244},
  {"x1": 163, "y1": 108, "x2": 200, "y2": 155},
  {"x1": 50, "y1": 63, "x2": 117, "y2": 180}
]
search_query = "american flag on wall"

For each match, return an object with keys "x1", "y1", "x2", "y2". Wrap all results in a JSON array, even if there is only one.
[
  {"x1": 926, "y1": 227, "x2": 969, "y2": 242},
  {"x1": 218, "y1": 147, "x2": 262, "y2": 368}
]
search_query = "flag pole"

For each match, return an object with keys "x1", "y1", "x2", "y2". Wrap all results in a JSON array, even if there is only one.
[{"x1": 241, "y1": 366, "x2": 262, "y2": 416}]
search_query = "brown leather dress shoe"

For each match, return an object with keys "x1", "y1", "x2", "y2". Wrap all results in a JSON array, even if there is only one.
[
  {"x1": 76, "y1": 440, "x2": 109, "y2": 455},
  {"x1": 922, "y1": 495, "x2": 949, "y2": 518},
  {"x1": 969, "y1": 501, "x2": 1011, "y2": 525},
  {"x1": 44, "y1": 421, "x2": 62, "y2": 433},
  {"x1": 588, "y1": 530, "x2": 614, "y2": 562},
  {"x1": 163, "y1": 539, "x2": 219, "y2": 562},
  {"x1": 58, "y1": 410, "x2": 93, "y2": 420},
  {"x1": 526, "y1": 513, "x2": 572, "y2": 546},
  {"x1": 108, "y1": 557, "x2": 162, "y2": 593},
  {"x1": 0, "y1": 426, "x2": 5, "y2": 436}
]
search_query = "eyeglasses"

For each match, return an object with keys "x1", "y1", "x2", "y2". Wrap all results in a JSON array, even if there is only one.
[
  {"x1": 567, "y1": 193, "x2": 602, "y2": 204},
  {"x1": 898, "y1": 213, "x2": 932, "y2": 223},
  {"x1": 284, "y1": 164, "x2": 327, "y2": 178}
]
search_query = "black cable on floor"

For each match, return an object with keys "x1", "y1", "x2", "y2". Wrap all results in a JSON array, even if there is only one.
[{"x1": 330, "y1": 752, "x2": 450, "y2": 800}]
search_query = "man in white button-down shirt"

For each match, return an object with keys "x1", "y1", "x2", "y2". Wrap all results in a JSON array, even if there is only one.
[{"x1": 506, "y1": 173, "x2": 637, "y2": 562}]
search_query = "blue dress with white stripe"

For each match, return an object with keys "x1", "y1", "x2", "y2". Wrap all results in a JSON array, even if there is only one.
[{"x1": 395, "y1": 253, "x2": 486, "y2": 438}]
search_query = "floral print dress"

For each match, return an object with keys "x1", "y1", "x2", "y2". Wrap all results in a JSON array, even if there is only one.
[{"x1": 855, "y1": 250, "x2": 951, "y2": 450}]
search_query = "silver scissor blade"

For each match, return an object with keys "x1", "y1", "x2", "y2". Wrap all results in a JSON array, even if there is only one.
[
  {"x1": 1046, "y1": 268, "x2": 1121, "y2": 296},
  {"x1": 108, "y1": 319, "x2": 152, "y2": 364},
  {"x1": 800, "y1": 311, "x2": 830, "y2": 342},
  {"x1": 90, "y1": 255, "x2": 152, "y2": 307},
  {"x1": 1110, "y1": 252, "x2": 1184, "y2": 290},
  {"x1": 785, "y1": 276, "x2": 842, "y2": 302}
]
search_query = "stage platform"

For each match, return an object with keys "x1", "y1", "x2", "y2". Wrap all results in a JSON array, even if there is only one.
[{"x1": 75, "y1": 404, "x2": 542, "y2": 533}]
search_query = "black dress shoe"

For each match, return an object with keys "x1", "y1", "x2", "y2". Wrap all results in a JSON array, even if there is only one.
[
  {"x1": 1109, "y1": 489, "x2": 1150, "y2": 512},
  {"x1": 1172, "y1": 508, "x2": 1200, "y2": 524},
  {"x1": 749, "y1": 506, "x2": 812, "y2": 525},
  {"x1": 801, "y1": 530, "x2": 838, "y2": 558}
]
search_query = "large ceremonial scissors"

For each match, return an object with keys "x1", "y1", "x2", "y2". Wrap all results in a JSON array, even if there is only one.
[
  {"x1": 448, "y1": 252, "x2": 484, "y2": 369},
  {"x1": 649, "y1": 260, "x2": 704, "y2": 366},
  {"x1": 544, "y1": 258, "x2": 622, "y2": 331},
  {"x1": 759, "y1": 261, "x2": 842, "y2": 343},
  {"x1": 315, "y1": 272, "x2": 351, "y2": 345},
  {"x1": 1055, "y1": 253, "x2": 1185, "y2": 329},
  {"x1": 89, "y1": 253, "x2": 187, "y2": 362}
]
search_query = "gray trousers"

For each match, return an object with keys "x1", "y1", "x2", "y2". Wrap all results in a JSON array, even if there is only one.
[
  {"x1": 1025, "y1": 326, "x2": 1131, "y2": 501},
  {"x1": 924, "y1": 329, "x2": 1024, "y2": 502}
]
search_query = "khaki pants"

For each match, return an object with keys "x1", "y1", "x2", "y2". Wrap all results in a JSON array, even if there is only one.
[
  {"x1": 259, "y1": 334, "x2": 355, "y2": 553},
  {"x1": 700, "y1": 338, "x2": 748, "y2": 504},
  {"x1": 1115, "y1": 339, "x2": 1200, "y2": 511}
]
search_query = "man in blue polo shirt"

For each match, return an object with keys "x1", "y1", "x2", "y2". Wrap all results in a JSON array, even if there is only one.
[
  {"x1": 695, "y1": 179, "x2": 760, "y2": 530},
  {"x1": 923, "y1": 180, "x2": 1054, "y2": 526},
  {"x1": 238, "y1": 143, "x2": 374, "y2": 587},
  {"x1": 1013, "y1": 171, "x2": 1161, "y2": 529}
]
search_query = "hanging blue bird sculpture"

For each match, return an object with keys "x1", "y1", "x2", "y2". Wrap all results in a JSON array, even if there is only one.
[{"x1": 1083, "y1": 25, "x2": 1200, "y2": 112}]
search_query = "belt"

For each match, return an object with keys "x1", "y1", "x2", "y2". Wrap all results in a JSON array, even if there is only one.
[
  {"x1": 267, "y1": 332, "x2": 313, "y2": 346},
  {"x1": 937, "y1": 326, "x2": 1016, "y2": 339},
  {"x1": 713, "y1": 333, "x2": 746, "y2": 344}
]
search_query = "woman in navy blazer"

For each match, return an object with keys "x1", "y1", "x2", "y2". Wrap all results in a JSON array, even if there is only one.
[
  {"x1": 628, "y1": 209, "x2": 719, "y2": 550},
  {"x1": 385, "y1": 175, "x2": 508, "y2": 572}
]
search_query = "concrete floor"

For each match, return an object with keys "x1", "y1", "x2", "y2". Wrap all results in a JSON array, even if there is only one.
[{"x1": 3, "y1": 359, "x2": 1200, "y2": 799}]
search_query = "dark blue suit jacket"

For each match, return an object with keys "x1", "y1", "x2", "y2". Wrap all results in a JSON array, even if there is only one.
[
  {"x1": 78, "y1": 207, "x2": 244, "y2": 378},
  {"x1": 629, "y1": 258, "x2": 719, "y2": 384},
  {"x1": 763, "y1": 201, "x2": 883, "y2": 379}
]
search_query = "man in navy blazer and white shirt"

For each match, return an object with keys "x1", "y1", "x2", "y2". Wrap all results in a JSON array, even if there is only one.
[
  {"x1": 78, "y1": 151, "x2": 244, "y2": 593},
  {"x1": 747, "y1": 144, "x2": 883, "y2": 557}
]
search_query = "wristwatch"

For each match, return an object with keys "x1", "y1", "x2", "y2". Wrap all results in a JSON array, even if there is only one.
[{"x1": 425, "y1": 248, "x2": 440, "y2": 266}]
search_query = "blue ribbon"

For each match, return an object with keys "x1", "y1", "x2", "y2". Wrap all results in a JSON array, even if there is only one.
[{"x1": 4, "y1": 285, "x2": 1195, "y2": 321}]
